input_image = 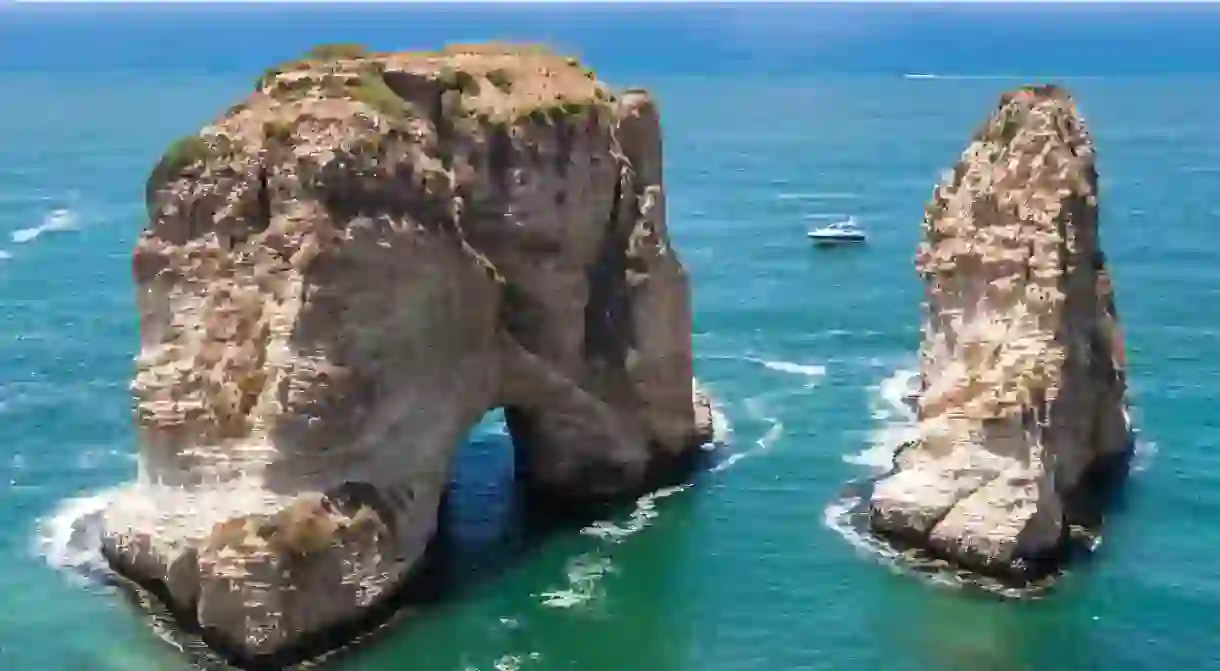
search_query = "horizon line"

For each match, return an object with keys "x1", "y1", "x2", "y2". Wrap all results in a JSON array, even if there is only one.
[{"x1": 10, "y1": 0, "x2": 1220, "y2": 5}]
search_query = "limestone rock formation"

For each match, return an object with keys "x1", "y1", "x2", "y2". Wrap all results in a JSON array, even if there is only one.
[
  {"x1": 102, "y1": 43, "x2": 713, "y2": 662},
  {"x1": 868, "y1": 86, "x2": 1131, "y2": 580}
]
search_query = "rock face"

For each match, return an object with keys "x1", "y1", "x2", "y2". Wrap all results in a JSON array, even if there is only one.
[
  {"x1": 868, "y1": 86, "x2": 1131, "y2": 580},
  {"x1": 102, "y1": 43, "x2": 712, "y2": 662}
]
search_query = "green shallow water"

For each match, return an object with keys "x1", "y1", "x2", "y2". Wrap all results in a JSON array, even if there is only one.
[{"x1": 3, "y1": 4, "x2": 1220, "y2": 670}]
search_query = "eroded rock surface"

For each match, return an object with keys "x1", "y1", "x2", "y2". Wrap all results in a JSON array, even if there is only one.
[
  {"x1": 868, "y1": 86, "x2": 1131, "y2": 580},
  {"x1": 102, "y1": 43, "x2": 712, "y2": 662}
]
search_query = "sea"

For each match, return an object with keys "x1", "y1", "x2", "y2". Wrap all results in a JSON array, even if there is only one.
[{"x1": 2, "y1": 2, "x2": 1219, "y2": 670}]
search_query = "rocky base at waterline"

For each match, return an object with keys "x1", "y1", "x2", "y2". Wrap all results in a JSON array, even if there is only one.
[
  {"x1": 842, "y1": 439, "x2": 1131, "y2": 590},
  {"x1": 867, "y1": 85, "x2": 1133, "y2": 584},
  {"x1": 100, "y1": 42, "x2": 714, "y2": 665}
]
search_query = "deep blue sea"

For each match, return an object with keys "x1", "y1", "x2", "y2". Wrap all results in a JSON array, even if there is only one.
[{"x1": 3, "y1": 3, "x2": 1220, "y2": 670}]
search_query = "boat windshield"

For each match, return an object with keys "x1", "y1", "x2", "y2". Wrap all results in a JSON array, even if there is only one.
[{"x1": 821, "y1": 218, "x2": 858, "y2": 231}]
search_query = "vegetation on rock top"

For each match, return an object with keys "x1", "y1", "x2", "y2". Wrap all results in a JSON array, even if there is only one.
[
  {"x1": 149, "y1": 42, "x2": 625, "y2": 201},
  {"x1": 304, "y1": 43, "x2": 371, "y2": 61},
  {"x1": 146, "y1": 134, "x2": 227, "y2": 206},
  {"x1": 253, "y1": 41, "x2": 611, "y2": 120}
]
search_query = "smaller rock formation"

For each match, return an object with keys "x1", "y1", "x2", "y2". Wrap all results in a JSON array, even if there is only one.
[
  {"x1": 869, "y1": 85, "x2": 1131, "y2": 581},
  {"x1": 102, "y1": 43, "x2": 712, "y2": 665}
]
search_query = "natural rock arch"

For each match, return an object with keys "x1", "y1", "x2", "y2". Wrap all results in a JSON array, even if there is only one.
[{"x1": 103, "y1": 44, "x2": 712, "y2": 665}]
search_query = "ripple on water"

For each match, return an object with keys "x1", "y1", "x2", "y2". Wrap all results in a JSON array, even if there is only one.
[{"x1": 536, "y1": 352, "x2": 810, "y2": 612}]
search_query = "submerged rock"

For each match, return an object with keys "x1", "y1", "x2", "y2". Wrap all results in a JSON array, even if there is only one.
[
  {"x1": 869, "y1": 85, "x2": 1131, "y2": 581},
  {"x1": 103, "y1": 43, "x2": 712, "y2": 664}
]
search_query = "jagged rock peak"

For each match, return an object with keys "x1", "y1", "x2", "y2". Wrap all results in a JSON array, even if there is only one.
[
  {"x1": 105, "y1": 42, "x2": 713, "y2": 666},
  {"x1": 868, "y1": 85, "x2": 1131, "y2": 583}
]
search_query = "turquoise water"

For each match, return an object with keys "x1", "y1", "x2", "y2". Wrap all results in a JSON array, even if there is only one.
[{"x1": 3, "y1": 4, "x2": 1220, "y2": 670}]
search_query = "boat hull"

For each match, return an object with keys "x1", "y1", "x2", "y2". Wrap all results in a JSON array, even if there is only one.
[{"x1": 808, "y1": 234, "x2": 867, "y2": 246}]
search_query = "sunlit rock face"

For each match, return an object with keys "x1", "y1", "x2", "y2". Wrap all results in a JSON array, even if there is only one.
[
  {"x1": 102, "y1": 43, "x2": 713, "y2": 663},
  {"x1": 868, "y1": 85, "x2": 1131, "y2": 581}
]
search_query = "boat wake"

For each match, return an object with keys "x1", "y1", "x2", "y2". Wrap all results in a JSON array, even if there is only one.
[
  {"x1": 704, "y1": 353, "x2": 828, "y2": 384},
  {"x1": 903, "y1": 73, "x2": 1100, "y2": 81},
  {"x1": 741, "y1": 356, "x2": 826, "y2": 385},
  {"x1": 12, "y1": 207, "x2": 79, "y2": 244}
]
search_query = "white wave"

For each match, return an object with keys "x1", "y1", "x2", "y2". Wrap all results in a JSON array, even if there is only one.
[
  {"x1": 476, "y1": 650, "x2": 540, "y2": 671},
  {"x1": 0, "y1": 249, "x2": 11, "y2": 260},
  {"x1": 823, "y1": 495, "x2": 894, "y2": 563},
  {"x1": 739, "y1": 357, "x2": 826, "y2": 389},
  {"x1": 879, "y1": 368, "x2": 920, "y2": 421},
  {"x1": 844, "y1": 367, "x2": 919, "y2": 471},
  {"x1": 579, "y1": 483, "x2": 690, "y2": 543},
  {"x1": 547, "y1": 384, "x2": 790, "y2": 607},
  {"x1": 708, "y1": 451, "x2": 748, "y2": 473},
  {"x1": 12, "y1": 208, "x2": 79, "y2": 244},
  {"x1": 483, "y1": 420, "x2": 510, "y2": 438},
  {"x1": 708, "y1": 391, "x2": 784, "y2": 473},
  {"x1": 538, "y1": 553, "x2": 615, "y2": 608},
  {"x1": 822, "y1": 494, "x2": 1030, "y2": 599},
  {"x1": 700, "y1": 392, "x2": 784, "y2": 472},
  {"x1": 751, "y1": 413, "x2": 785, "y2": 452},
  {"x1": 699, "y1": 354, "x2": 826, "y2": 384},
  {"x1": 553, "y1": 424, "x2": 770, "y2": 606},
  {"x1": 822, "y1": 495, "x2": 946, "y2": 582},
  {"x1": 710, "y1": 403, "x2": 733, "y2": 446},
  {"x1": 34, "y1": 488, "x2": 119, "y2": 582},
  {"x1": 1133, "y1": 438, "x2": 1158, "y2": 473},
  {"x1": 755, "y1": 358, "x2": 826, "y2": 379},
  {"x1": 830, "y1": 361, "x2": 1136, "y2": 596}
]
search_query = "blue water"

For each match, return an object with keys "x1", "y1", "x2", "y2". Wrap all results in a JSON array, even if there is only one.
[{"x1": 3, "y1": 3, "x2": 1220, "y2": 669}]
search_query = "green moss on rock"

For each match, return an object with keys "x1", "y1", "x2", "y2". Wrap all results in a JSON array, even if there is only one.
[
  {"x1": 262, "y1": 119, "x2": 295, "y2": 142},
  {"x1": 487, "y1": 68, "x2": 514, "y2": 93},
  {"x1": 437, "y1": 65, "x2": 481, "y2": 95},
  {"x1": 146, "y1": 135, "x2": 225, "y2": 208},
  {"x1": 159, "y1": 136, "x2": 214, "y2": 177},
  {"x1": 255, "y1": 44, "x2": 371, "y2": 91},
  {"x1": 347, "y1": 72, "x2": 410, "y2": 116},
  {"x1": 305, "y1": 43, "x2": 370, "y2": 61}
]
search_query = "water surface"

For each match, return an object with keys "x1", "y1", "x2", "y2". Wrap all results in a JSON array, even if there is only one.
[{"x1": 2, "y1": 3, "x2": 1218, "y2": 670}]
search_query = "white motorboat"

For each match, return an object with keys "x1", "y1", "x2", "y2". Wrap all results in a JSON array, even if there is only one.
[{"x1": 807, "y1": 217, "x2": 867, "y2": 245}]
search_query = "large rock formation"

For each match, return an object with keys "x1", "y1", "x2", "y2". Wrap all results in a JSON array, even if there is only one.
[
  {"x1": 869, "y1": 86, "x2": 1131, "y2": 580},
  {"x1": 102, "y1": 43, "x2": 712, "y2": 663}
]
